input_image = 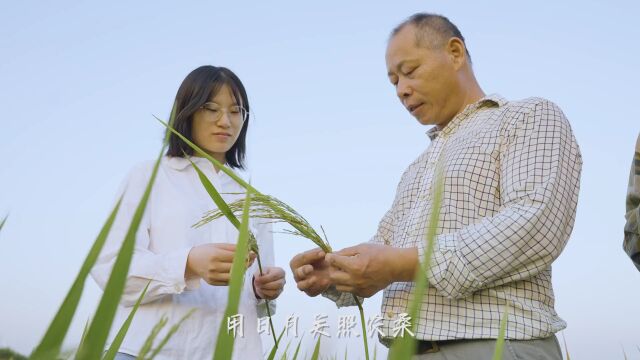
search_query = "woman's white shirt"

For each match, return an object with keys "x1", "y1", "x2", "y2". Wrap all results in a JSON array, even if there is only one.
[{"x1": 91, "y1": 156, "x2": 274, "y2": 359}]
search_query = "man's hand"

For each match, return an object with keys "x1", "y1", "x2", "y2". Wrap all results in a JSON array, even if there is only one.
[
  {"x1": 185, "y1": 243, "x2": 256, "y2": 286},
  {"x1": 253, "y1": 266, "x2": 286, "y2": 300},
  {"x1": 289, "y1": 248, "x2": 332, "y2": 297},
  {"x1": 326, "y1": 243, "x2": 418, "y2": 298}
]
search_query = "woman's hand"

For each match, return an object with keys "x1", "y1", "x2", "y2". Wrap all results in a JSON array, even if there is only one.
[
  {"x1": 253, "y1": 266, "x2": 286, "y2": 300},
  {"x1": 186, "y1": 243, "x2": 256, "y2": 286}
]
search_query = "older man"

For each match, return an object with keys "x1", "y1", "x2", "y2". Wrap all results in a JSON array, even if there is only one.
[
  {"x1": 290, "y1": 13, "x2": 581, "y2": 359},
  {"x1": 624, "y1": 134, "x2": 640, "y2": 271}
]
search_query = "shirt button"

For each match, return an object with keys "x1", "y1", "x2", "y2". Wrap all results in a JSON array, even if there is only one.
[{"x1": 386, "y1": 311, "x2": 394, "y2": 319}]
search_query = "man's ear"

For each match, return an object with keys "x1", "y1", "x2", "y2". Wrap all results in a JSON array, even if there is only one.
[{"x1": 447, "y1": 37, "x2": 467, "y2": 70}]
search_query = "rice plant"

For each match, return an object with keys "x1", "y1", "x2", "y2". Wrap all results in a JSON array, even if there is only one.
[
  {"x1": 158, "y1": 118, "x2": 373, "y2": 359},
  {"x1": 186, "y1": 157, "x2": 278, "y2": 345},
  {"x1": 102, "y1": 282, "x2": 151, "y2": 360},
  {"x1": 387, "y1": 167, "x2": 444, "y2": 360},
  {"x1": 491, "y1": 305, "x2": 509, "y2": 360},
  {"x1": 29, "y1": 197, "x2": 124, "y2": 360},
  {"x1": 213, "y1": 190, "x2": 253, "y2": 360}
]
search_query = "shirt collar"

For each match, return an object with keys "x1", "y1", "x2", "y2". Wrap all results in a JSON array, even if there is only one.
[
  {"x1": 165, "y1": 156, "x2": 234, "y2": 182},
  {"x1": 426, "y1": 93, "x2": 507, "y2": 140}
]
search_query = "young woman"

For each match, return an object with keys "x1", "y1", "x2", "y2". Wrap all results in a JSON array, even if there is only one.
[{"x1": 92, "y1": 65, "x2": 285, "y2": 359}]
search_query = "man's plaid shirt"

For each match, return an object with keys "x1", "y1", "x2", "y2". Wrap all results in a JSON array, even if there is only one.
[{"x1": 324, "y1": 94, "x2": 582, "y2": 344}]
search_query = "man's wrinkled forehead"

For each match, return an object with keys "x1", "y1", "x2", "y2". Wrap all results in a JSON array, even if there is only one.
[{"x1": 385, "y1": 26, "x2": 418, "y2": 69}]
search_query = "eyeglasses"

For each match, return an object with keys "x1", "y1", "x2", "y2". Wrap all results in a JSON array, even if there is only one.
[{"x1": 199, "y1": 102, "x2": 248, "y2": 124}]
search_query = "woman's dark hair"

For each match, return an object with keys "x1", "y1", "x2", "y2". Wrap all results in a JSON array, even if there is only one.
[{"x1": 166, "y1": 65, "x2": 250, "y2": 169}]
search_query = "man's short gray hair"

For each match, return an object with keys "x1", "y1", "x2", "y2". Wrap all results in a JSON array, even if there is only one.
[{"x1": 390, "y1": 13, "x2": 472, "y2": 63}]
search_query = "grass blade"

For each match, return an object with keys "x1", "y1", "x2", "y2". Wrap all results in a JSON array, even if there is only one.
[
  {"x1": 562, "y1": 332, "x2": 571, "y2": 360},
  {"x1": 147, "y1": 308, "x2": 196, "y2": 359},
  {"x1": 0, "y1": 213, "x2": 7, "y2": 233},
  {"x1": 491, "y1": 305, "x2": 509, "y2": 360},
  {"x1": 77, "y1": 317, "x2": 91, "y2": 352},
  {"x1": 388, "y1": 170, "x2": 444, "y2": 359},
  {"x1": 290, "y1": 335, "x2": 304, "y2": 360},
  {"x1": 188, "y1": 157, "x2": 278, "y2": 345},
  {"x1": 353, "y1": 296, "x2": 369, "y2": 360},
  {"x1": 102, "y1": 282, "x2": 151, "y2": 360},
  {"x1": 213, "y1": 191, "x2": 253, "y2": 360},
  {"x1": 30, "y1": 197, "x2": 123, "y2": 360},
  {"x1": 266, "y1": 327, "x2": 286, "y2": 360},
  {"x1": 187, "y1": 156, "x2": 241, "y2": 229},
  {"x1": 137, "y1": 315, "x2": 169, "y2": 359},
  {"x1": 156, "y1": 117, "x2": 255, "y2": 192},
  {"x1": 76, "y1": 145, "x2": 166, "y2": 360},
  {"x1": 310, "y1": 336, "x2": 321, "y2": 360}
]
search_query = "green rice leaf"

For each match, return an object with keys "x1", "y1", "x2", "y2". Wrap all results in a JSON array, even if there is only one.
[
  {"x1": 213, "y1": 190, "x2": 253, "y2": 360},
  {"x1": 186, "y1": 156, "x2": 259, "y2": 254},
  {"x1": 77, "y1": 317, "x2": 91, "y2": 352},
  {"x1": 137, "y1": 315, "x2": 169, "y2": 359},
  {"x1": 187, "y1": 156, "x2": 240, "y2": 228},
  {"x1": 266, "y1": 327, "x2": 286, "y2": 360},
  {"x1": 310, "y1": 336, "x2": 321, "y2": 360},
  {"x1": 353, "y1": 296, "x2": 369, "y2": 360},
  {"x1": 102, "y1": 281, "x2": 151, "y2": 360},
  {"x1": 388, "y1": 169, "x2": 444, "y2": 359},
  {"x1": 155, "y1": 117, "x2": 255, "y2": 193},
  {"x1": 277, "y1": 338, "x2": 293, "y2": 360},
  {"x1": 491, "y1": 304, "x2": 509, "y2": 360},
  {"x1": 290, "y1": 335, "x2": 304, "y2": 360},
  {"x1": 75, "y1": 144, "x2": 166, "y2": 360},
  {"x1": 187, "y1": 157, "x2": 277, "y2": 345},
  {"x1": 147, "y1": 308, "x2": 196, "y2": 359},
  {"x1": 30, "y1": 197, "x2": 123, "y2": 360},
  {"x1": 0, "y1": 214, "x2": 7, "y2": 233}
]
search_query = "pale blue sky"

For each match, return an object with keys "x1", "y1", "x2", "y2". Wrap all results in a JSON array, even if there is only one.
[{"x1": 1, "y1": 1, "x2": 639, "y2": 359}]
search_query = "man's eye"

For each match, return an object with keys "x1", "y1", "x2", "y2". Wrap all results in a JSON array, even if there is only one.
[{"x1": 405, "y1": 67, "x2": 417, "y2": 76}]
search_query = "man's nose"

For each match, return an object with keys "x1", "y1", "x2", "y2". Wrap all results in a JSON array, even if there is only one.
[{"x1": 396, "y1": 78, "x2": 412, "y2": 100}]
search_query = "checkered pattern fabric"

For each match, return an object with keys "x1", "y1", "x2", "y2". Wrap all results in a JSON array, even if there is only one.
[{"x1": 324, "y1": 94, "x2": 582, "y2": 344}]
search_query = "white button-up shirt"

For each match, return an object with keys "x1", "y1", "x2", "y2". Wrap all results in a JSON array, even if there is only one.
[{"x1": 91, "y1": 156, "x2": 274, "y2": 359}]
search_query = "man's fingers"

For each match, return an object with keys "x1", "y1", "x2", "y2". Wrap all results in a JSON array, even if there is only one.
[
  {"x1": 293, "y1": 264, "x2": 313, "y2": 282},
  {"x1": 335, "y1": 284, "x2": 354, "y2": 293},
  {"x1": 328, "y1": 268, "x2": 351, "y2": 286},
  {"x1": 290, "y1": 248, "x2": 325, "y2": 269},
  {"x1": 326, "y1": 253, "x2": 356, "y2": 272},
  {"x1": 333, "y1": 245, "x2": 362, "y2": 256}
]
